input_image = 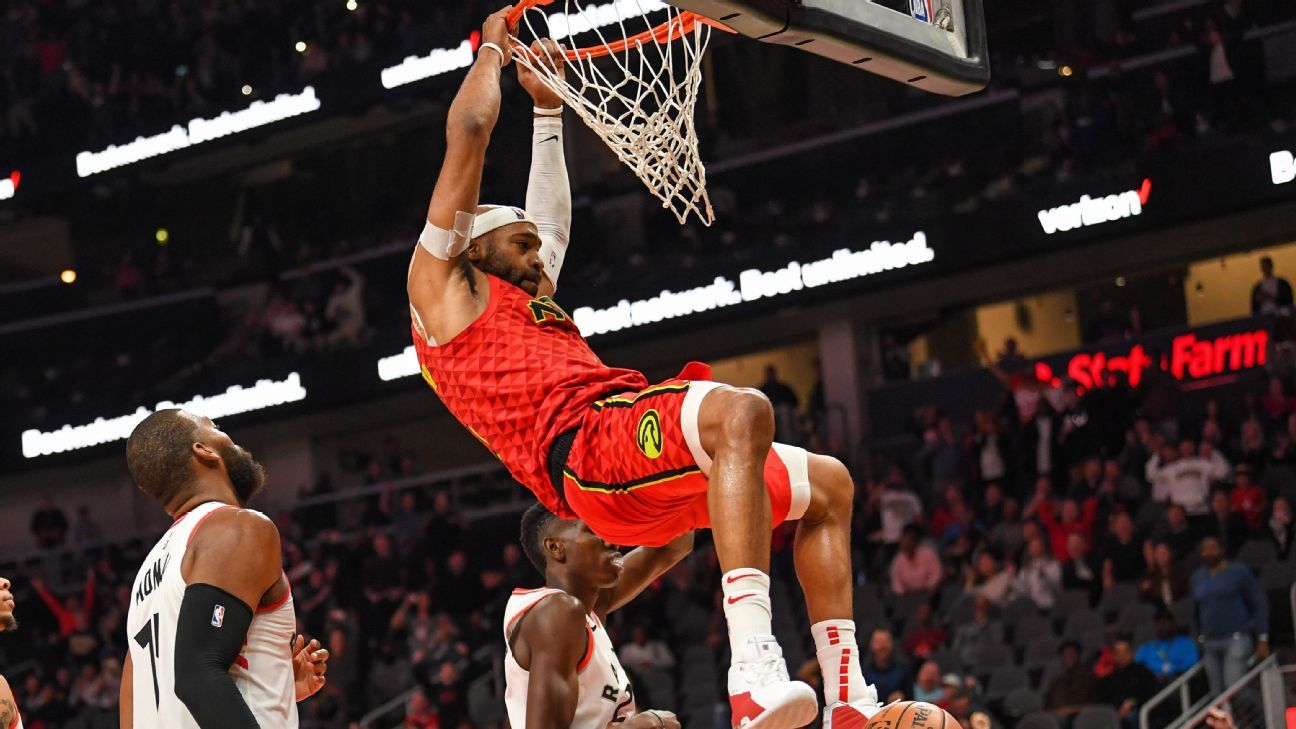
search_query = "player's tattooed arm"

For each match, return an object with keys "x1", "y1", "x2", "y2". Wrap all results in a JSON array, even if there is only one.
[
  {"x1": 593, "y1": 531, "x2": 694, "y2": 620},
  {"x1": 513, "y1": 594, "x2": 587, "y2": 729},
  {"x1": 0, "y1": 675, "x2": 17, "y2": 726}
]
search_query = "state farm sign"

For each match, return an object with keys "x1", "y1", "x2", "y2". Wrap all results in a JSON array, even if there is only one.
[
  {"x1": 1037, "y1": 178, "x2": 1152, "y2": 235},
  {"x1": 1034, "y1": 325, "x2": 1268, "y2": 390}
]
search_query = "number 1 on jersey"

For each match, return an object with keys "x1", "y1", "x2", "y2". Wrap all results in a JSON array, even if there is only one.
[{"x1": 134, "y1": 613, "x2": 162, "y2": 709}]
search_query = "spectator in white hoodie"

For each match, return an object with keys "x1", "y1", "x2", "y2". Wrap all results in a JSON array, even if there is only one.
[{"x1": 1147, "y1": 438, "x2": 1214, "y2": 516}]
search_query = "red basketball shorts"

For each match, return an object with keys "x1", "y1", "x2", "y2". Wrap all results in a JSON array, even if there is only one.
[{"x1": 560, "y1": 367, "x2": 811, "y2": 547}]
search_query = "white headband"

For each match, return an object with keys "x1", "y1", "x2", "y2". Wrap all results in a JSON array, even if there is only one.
[{"x1": 472, "y1": 205, "x2": 537, "y2": 239}]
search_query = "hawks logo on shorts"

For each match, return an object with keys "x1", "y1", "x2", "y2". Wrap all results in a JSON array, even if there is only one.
[{"x1": 636, "y1": 410, "x2": 663, "y2": 459}]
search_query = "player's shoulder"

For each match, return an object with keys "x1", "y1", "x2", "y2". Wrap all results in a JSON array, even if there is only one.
[
  {"x1": 520, "y1": 592, "x2": 588, "y2": 638},
  {"x1": 192, "y1": 506, "x2": 280, "y2": 549},
  {"x1": 0, "y1": 673, "x2": 11, "y2": 698}
]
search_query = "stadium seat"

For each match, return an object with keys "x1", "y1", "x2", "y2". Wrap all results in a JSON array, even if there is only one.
[
  {"x1": 966, "y1": 642, "x2": 1013, "y2": 679},
  {"x1": 855, "y1": 587, "x2": 888, "y2": 624},
  {"x1": 1062, "y1": 609, "x2": 1104, "y2": 639},
  {"x1": 1036, "y1": 659, "x2": 1063, "y2": 691},
  {"x1": 1002, "y1": 596, "x2": 1042, "y2": 625},
  {"x1": 928, "y1": 649, "x2": 959, "y2": 675},
  {"x1": 1017, "y1": 711, "x2": 1061, "y2": 729},
  {"x1": 1260, "y1": 560, "x2": 1296, "y2": 591},
  {"x1": 1022, "y1": 636, "x2": 1061, "y2": 670},
  {"x1": 985, "y1": 665, "x2": 1029, "y2": 700},
  {"x1": 467, "y1": 673, "x2": 503, "y2": 726},
  {"x1": 1097, "y1": 583, "x2": 1139, "y2": 619},
  {"x1": 1077, "y1": 628, "x2": 1106, "y2": 661},
  {"x1": 890, "y1": 590, "x2": 933, "y2": 619},
  {"x1": 1117, "y1": 602, "x2": 1157, "y2": 632},
  {"x1": 1132, "y1": 622, "x2": 1157, "y2": 647},
  {"x1": 1001, "y1": 687, "x2": 1044, "y2": 718},
  {"x1": 1052, "y1": 589, "x2": 1093, "y2": 619},
  {"x1": 1237, "y1": 540, "x2": 1277, "y2": 572},
  {"x1": 1075, "y1": 704, "x2": 1121, "y2": 729},
  {"x1": 939, "y1": 583, "x2": 966, "y2": 611},
  {"x1": 1170, "y1": 597, "x2": 1196, "y2": 627},
  {"x1": 944, "y1": 594, "x2": 977, "y2": 627},
  {"x1": 1012, "y1": 615, "x2": 1055, "y2": 649}
]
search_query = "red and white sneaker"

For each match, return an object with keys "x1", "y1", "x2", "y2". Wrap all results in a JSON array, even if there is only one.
[
  {"x1": 727, "y1": 636, "x2": 819, "y2": 729},
  {"x1": 822, "y1": 699, "x2": 883, "y2": 729}
]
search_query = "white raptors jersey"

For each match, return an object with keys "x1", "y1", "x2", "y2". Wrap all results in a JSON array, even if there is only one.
[
  {"x1": 126, "y1": 502, "x2": 298, "y2": 729},
  {"x1": 504, "y1": 588, "x2": 635, "y2": 729}
]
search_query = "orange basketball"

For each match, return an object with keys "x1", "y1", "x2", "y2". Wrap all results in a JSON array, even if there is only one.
[{"x1": 864, "y1": 701, "x2": 956, "y2": 729}]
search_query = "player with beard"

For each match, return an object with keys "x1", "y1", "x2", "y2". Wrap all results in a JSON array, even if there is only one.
[
  {"x1": 120, "y1": 409, "x2": 329, "y2": 729},
  {"x1": 407, "y1": 10, "x2": 879, "y2": 728},
  {"x1": 1, "y1": 575, "x2": 23, "y2": 729}
]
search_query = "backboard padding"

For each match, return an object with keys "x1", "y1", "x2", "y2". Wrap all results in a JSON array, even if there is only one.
[{"x1": 669, "y1": 0, "x2": 989, "y2": 96}]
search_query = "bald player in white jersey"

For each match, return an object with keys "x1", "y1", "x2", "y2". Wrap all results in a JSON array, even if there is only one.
[
  {"x1": 0, "y1": 575, "x2": 23, "y2": 729},
  {"x1": 506, "y1": 503, "x2": 692, "y2": 729},
  {"x1": 119, "y1": 409, "x2": 329, "y2": 729}
]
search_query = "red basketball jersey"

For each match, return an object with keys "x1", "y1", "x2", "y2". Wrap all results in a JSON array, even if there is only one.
[{"x1": 412, "y1": 275, "x2": 648, "y2": 516}]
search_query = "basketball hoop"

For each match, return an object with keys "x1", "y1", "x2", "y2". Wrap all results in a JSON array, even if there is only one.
[{"x1": 508, "y1": 1, "x2": 731, "y2": 225}]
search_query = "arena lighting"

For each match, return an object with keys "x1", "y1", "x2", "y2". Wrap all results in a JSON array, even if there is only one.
[
  {"x1": 1273, "y1": 149, "x2": 1295, "y2": 185},
  {"x1": 375, "y1": 230, "x2": 936, "y2": 380},
  {"x1": 0, "y1": 170, "x2": 17, "y2": 200},
  {"x1": 20, "y1": 372, "x2": 308, "y2": 459},
  {"x1": 295, "y1": 41, "x2": 308, "y2": 53},
  {"x1": 241, "y1": 84, "x2": 254, "y2": 96},
  {"x1": 379, "y1": 0, "x2": 669, "y2": 89},
  {"x1": 60, "y1": 269, "x2": 77, "y2": 284},
  {"x1": 155, "y1": 228, "x2": 170, "y2": 244},
  {"x1": 1037, "y1": 178, "x2": 1151, "y2": 235},
  {"x1": 75, "y1": 87, "x2": 320, "y2": 177},
  {"x1": 346, "y1": 0, "x2": 358, "y2": 10}
]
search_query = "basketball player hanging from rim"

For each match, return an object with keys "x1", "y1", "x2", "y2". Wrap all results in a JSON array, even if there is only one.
[{"x1": 407, "y1": 8, "x2": 880, "y2": 728}]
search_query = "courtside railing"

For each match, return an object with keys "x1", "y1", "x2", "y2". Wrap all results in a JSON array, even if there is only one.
[
  {"x1": 1140, "y1": 663, "x2": 1209, "y2": 729},
  {"x1": 1176, "y1": 656, "x2": 1285, "y2": 729}
]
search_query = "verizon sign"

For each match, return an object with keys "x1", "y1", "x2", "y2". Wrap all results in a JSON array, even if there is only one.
[
  {"x1": 1273, "y1": 150, "x2": 1294, "y2": 185},
  {"x1": 1037, "y1": 179, "x2": 1152, "y2": 235},
  {"x1": 1033, "y1": 326, "x2": 1267, "y2": 391}
]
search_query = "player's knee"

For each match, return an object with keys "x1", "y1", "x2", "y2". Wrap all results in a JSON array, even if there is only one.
[
  {"x1": 717, "y1": 388, "x2": 775, "y2": 448},
  {"x1": 807, "y1": 454, "x2": 855, "y2": 520}
]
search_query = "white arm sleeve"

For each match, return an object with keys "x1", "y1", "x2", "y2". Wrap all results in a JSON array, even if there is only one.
[{"x1": 526, "y1": 115, "x2": 571, "y2": 288}]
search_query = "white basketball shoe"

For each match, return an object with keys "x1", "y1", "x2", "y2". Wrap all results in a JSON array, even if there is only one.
[{"x1": 727, "y1": 635, "x2": 819, "y2": 729}]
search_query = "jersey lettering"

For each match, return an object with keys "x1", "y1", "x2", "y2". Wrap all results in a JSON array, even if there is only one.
[
  {"x1": 134, "y1": 552, "x2": 172, "y2": 604},
  {"x1": 528, "y1": 296, "x2": 570, "y2": 325},
  {"x1": 601, "y1": 685, "x2": 619, "y2": 702}
]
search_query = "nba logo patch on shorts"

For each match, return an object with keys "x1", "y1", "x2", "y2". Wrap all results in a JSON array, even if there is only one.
[
  {"x1": 910, "y1": 0, "x2": 934, "y2": 23},
  {"x1": 211, "y1": 604, "x2": 226, "y2": 628}
]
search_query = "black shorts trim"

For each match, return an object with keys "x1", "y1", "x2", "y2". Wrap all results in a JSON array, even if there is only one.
[
  {"x1": 590, "y1": 383, "x2": 690, "y2": 411},
  {"x1": 563, "y1": 465, "x2": 703, "y2": 494}
]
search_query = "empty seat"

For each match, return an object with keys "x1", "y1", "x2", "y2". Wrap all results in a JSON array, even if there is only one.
[
  {"x1": 1097, "y1": 583, "x2": 1139, "y2": 619},
  {"x1": 1238, "y1": 540, "x2": 1277, "y2": 572},
  {"x1": 1017, "y1": 711, "x2": 1061, "y2": 729},
  {"x1": 985, "y1": 665, "x2": 1029, "y2": 700},
  {"x1": 1002, "y1": 596, "x2": 1042, "y2": 625},
  {"x1": 944, "y1": 594, "x2": 977, "y2": 627},
  {"x1": 1260, "y1": 561, "x2": 1296, "y2": 591},
  {"x1": 1117, "y1": 602, "x2": 1157, "y2": 632},
  {"x1": 889, "y1": 590, "x2": 933, "y2": 619},
  {"x1": 1052, "y1": 589, "x2": 1093, "y2": 619},
  {"x1": 1062, "y1": 609, "x2": 1104, "y2": 638},
  {"x1": 1075, "y1": 704, "x2": 1121, "y2": 729},
  {"x1": 966, "y1": 642, "x2": 1013, "y2": 678},
  {"x1": 1170, "y1": 597, "x2": 1196, "y2": 632},
  {"x1": 1002, "y1": 687, "x2": 1044, "y2": 719},
  {"x1": 1036, "y1": 658, "x2": 1063, "y2": 691},
  {"x1": 1022, "y1": 636, "x2": 1061, "y2": 670},
  {"x1": 1012, "y1": 615, "x2": 1055, "y2": 648}
]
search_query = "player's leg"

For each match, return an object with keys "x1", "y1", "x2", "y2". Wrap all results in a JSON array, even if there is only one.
[
  {"x1": 795, "y1": 454, "x2": 881, "y2": 726},
  {"x1": 692, "y1": 386, "x2": 818, "y2": 728}
]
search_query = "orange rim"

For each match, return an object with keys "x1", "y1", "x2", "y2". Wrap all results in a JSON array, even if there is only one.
[{"x1": 507, "y1": 1, "x2": 734, "y2": 61}]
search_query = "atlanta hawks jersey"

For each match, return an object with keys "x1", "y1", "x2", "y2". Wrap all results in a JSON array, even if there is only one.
[
  {"x1": 126, "y1": 502, "x2": 297, "y2": 729},
  {"x1": 503, "y1": 588, "x2": 635, "y2": 729},
  {"x1": 412, "y1": 274, "x2": 648, "y2": 516}
]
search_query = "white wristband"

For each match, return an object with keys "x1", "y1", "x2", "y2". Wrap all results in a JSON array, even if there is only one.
[
  {"x1": 534, "y1": 105, "x2": 563, "y2": 117},
  {"x1": 479, "y1": 42, "x2": 505, "y2": 64}
]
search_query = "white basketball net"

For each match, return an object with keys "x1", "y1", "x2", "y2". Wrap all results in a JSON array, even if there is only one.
[{"x1": 512, "y1": 1, "x2": 715, "y2": 225}]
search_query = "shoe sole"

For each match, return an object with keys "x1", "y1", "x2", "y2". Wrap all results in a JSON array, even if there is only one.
[{"x1": 735, "y1": 692, "x2": 820, "y2": 729}]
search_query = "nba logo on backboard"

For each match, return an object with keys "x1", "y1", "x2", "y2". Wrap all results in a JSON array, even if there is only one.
[
  {"x1": 211, "y1": 604, "x2": 225, "y2": 628},
  {"x1": 910, "y1": 0, "x2": 935, "y2": 24}
]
